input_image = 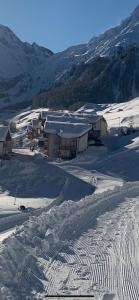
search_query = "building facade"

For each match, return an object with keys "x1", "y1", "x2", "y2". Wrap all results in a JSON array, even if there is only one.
[{"x1": 43, "y1": 121, "x2": 92, "y2": 159}]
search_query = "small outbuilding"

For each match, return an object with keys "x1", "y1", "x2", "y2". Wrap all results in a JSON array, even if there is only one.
[{"x1": 0, "y1": 126, "x2": 12, "y2": 157}]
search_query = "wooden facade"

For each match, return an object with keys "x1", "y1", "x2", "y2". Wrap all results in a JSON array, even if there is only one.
[{"x1": 40, "y1": 132, "x2": 89, "y2": 159}]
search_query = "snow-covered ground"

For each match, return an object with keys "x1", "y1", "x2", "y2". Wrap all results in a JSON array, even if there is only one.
[
  {"x1": 0, "y1": 98, "x2": 139, "y2": 299},
  {"x1": 102, "y1": 97, "x2": 139, "y2": 129}
]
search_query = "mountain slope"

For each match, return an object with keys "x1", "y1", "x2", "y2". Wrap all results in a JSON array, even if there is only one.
[
  {"x1": 32, "y1": 4, "x2": 139, "y2": 108},
  {"x1": 0, "y1": 25, "x2": 54, "y2": 108},
  {"x1": 1, "y1": 4, "x2": 139, "y2": 108},
  {"x1": 33, "y1": 45, "x2": 139, "y2": 109},
  {"x1": 86, "y1": 4, "x2": 139, "y2": 59}
]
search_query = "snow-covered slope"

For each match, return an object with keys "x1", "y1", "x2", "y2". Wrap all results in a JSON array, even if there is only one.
[
  {"x1": 0, "y1": 98, "x2": 139, "y2": 299},
  {"x1": 102, "y1": 97, "x2": 139, "y2": 128},
  {"x1": 0, "y1": 25, "x2": 53, "y2": 79},
  {"x1": 0, "y1": 25, "x2": 53, "y2": 107}
]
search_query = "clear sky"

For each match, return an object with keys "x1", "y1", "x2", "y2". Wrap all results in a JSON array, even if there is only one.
[{"x1": 0, "y1": 0, "x2": 139, "y2": 53}]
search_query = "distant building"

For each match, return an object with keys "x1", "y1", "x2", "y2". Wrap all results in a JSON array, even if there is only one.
[
  {"x1": 0, "y1": 126, "x2": 12, "y2": 157},
  {"x1": 43, "y1": 121, "x2": 92, "y2": 159}
]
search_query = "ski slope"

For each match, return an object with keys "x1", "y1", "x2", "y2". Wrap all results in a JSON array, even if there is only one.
[{"x1": 0, "y1": 98, "x2": 139, "y2": 299}]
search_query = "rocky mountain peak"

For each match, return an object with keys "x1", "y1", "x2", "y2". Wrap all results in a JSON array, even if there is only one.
[{"x1": 131, "y1": 4, "x2": 139, "y2": 19}]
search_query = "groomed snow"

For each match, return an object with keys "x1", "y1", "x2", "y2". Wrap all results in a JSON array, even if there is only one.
[{"x1": 1, "y1": 182, "x2": 139, "y2": 299}]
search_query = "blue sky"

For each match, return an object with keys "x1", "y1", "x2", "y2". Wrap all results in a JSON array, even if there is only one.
[{"x1": 0, "y1": 0, "x2": 139, "y2": 52}]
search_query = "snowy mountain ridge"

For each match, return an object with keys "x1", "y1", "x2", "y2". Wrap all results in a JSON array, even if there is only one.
[
  {"x1": 1, "y1": 5, "x2": 139, "y2": 108},
  {"x1": 0, "y1": 24, "x2": 54, "y2": 108},
  {"x1": 0, "y1": 24, "x2": 53, "y2": 79},
  {"x1": 86, "y1": 4, "x2": 139, "y2": 59}
]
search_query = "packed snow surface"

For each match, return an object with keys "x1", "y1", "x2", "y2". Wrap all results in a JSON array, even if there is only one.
[{"x1": 0, "y1": 97, "x2": 139, "y2": 299}]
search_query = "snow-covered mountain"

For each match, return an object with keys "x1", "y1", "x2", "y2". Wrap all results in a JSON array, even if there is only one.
[
  {"x1": 30, "y1": 3, "x2": 139, "y2": 108},
  {"x1": 87, "y1": 4, "x2": 139, "y2": 59},
  {"x1": 0, "y1": 25, "x2": 54, "y2": 108},
  {"x1": 1, "y1": 4, "x2": 139, "y2": 108},
  {"x1": 0, "y1": 25, "x2": 53, "y2": 78},
  {"x1": 44, "y1": 3, "x2": 139, "y2": 74}
]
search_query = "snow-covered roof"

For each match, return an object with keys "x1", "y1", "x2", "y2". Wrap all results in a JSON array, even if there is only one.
[
  {"x1": 46, "y1": 115, "x2": 89, "y2": 124},
  {"x1": 39, "y1": 108, "x2": 104, "y2": 125},
  {"x1": 75, "y1": 104, "x2": 105, "y2": 124},
  {"x1": 0, "y1": 126, "x2": 10, "y2": 141},
  {"x1": 76, "y1": 103, "x2": 98, "y2": 114},
  {"x1": 75, "y1": 113, "x2": 103, "y2": 124},
  {"x1": 44, "y1": 121, "x2": 92, "y2": 138},
  {"x1": 46, "y1": 113, "x2": 104, "y2": 125},
  {"x1": 40, "y1": 110, "x2": 68, "y2": 120}
]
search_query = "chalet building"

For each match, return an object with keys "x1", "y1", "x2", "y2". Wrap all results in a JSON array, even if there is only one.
[
  {"x1": 43, "y1": 121, "x2": 92, "y2": 159},
  {"x1": 46, "y1": 114, "x2": 107, "y2": 141},
  {"x1": 75, "y1": 104, "x2": 108, "y2": 140},
  {"x1": 0, "y1": 126, "x2": 12, "y2": 157},
  {"x1": 82, "y1": 114, "x2": 107, "y2": 140}
]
